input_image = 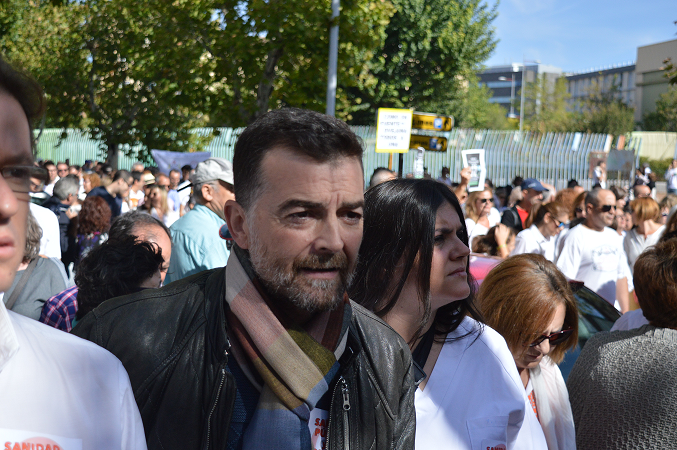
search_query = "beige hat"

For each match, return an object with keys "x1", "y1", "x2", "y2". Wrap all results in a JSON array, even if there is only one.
[
  {"x1": 142, "y1": 173, "x2": 156, "y2": 186},
  {"x1": 190, "y1": 157, "x2": 234, "y2": 186}
]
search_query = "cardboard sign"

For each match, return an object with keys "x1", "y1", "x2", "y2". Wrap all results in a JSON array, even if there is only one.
[{"x1": 375, "y1": 108, "x2": 413, "y2": 153}]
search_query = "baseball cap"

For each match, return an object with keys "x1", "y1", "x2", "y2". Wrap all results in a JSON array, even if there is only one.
[
  {"x1": 190, "y1": 157, "x2": 234, "y2": 186},
  {"x1": 521, "y1": 178, "x2": 546, "y2": 192}
]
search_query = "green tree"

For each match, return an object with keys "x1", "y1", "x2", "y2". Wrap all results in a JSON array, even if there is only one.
[
  {"x1": 452, "y1": 77, "x2": 512, "y2": 129},
  {"x1": 2, "y1": 1, "x2": 211, "y2": 162},
  {"x1": 517, "y1": 74, "x2": 573, "y2": 133},
  {"x1": 183, "y1": 0, "x2": 395, "y2": 126},
  {"x1": 573, "y1": 80, "x2": 635, "y2": 135},
  {"x1": 343, "y1": 0, "x2": 499, "y2": 124},
  {"x1": 642, "y1": 87, "x2": 677, "y2": 131}
]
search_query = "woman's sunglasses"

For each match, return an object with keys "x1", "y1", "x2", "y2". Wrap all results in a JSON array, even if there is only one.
[
  {"x1": 529, "y1": 328, "x2": 573, "y2": 347},
  {"x1": 478, "y1": 198, "x2": 494, "y2": 204}
]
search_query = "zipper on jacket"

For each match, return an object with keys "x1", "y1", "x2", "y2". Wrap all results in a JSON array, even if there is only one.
[
  {"x1": 340, "y1": 377, "x2": 350, "y2": 448},
  {"x1": 205, "y1": 349, "x2": 229, "y2": 450}
]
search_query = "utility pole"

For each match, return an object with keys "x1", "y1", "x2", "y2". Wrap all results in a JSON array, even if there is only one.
[{"x1": 325, "y1": 0, "x2": 340, "y2": 116}]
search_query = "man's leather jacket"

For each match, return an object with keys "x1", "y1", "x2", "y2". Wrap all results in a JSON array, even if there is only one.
[{"x1": 73, "y1": 268, "x2": 417, "y2": 450}]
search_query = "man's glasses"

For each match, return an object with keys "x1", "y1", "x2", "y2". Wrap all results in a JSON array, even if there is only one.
[
  {"x1": 1, "y1": 165, "x2": 49, "y2": 194},
  {"x1": 599, "y1": 204, "x2": 617, "y2": 213},
  {"x1": 529, "y1": 328, "x2": 573, "y2": 347},
  {"x1": 478, "y1": 198, "x2": 494, "y2": 204}
]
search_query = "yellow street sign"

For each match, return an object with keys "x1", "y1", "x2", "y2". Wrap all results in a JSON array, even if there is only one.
[
  {"x1": 412, "y1": 112, "x2": 453, "y2": 132},
  {"x1": 410, "y1": 135, "x2": 448, "y2": 152}
]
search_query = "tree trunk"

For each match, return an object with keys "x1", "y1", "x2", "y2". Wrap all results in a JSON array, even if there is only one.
[
  {"x1": 107, "y1": 142, "x2": 119, "y2": 169},
  {"x1": 253, "y1": 46, "x2": 284, "y2": 123}
]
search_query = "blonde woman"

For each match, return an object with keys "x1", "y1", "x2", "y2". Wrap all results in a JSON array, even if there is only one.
[{"x1": 464, "y1": 188, "x2": 500, "y2": 250}]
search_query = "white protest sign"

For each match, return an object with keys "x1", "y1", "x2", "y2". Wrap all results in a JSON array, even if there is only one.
[
  {"x1": 461, "y1": 149, "x2": 486, "y2": 192},
  {"x1": 375, "y1": 108, "x2": 413, "y2": 153}
]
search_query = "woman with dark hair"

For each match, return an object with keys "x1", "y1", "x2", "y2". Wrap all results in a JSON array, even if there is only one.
[
  {"x1": 472, "y1": 224, "x2": 516, "y2": 258},
  {"x1": 74, "y1": 235, "x2": 164, "y2": 321},
  {"x1": 350, "y1": 179, "x2": 546, "y2": 449},
  {"x1": 75, "y1": 195, "x2": 111, "y2": 265},
  {"x1": 477, "y1": 254, "x2": 579, "y2": 450},
  {"x1": 511, "y1": 202, "x2": 568, "y2": 262}
]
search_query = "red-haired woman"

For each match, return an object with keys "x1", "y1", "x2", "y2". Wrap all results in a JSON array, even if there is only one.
[
  {"x1": 75, "y1": 196, "x2": 111, "y2": 267},
  {"x1": 477, "y1": 254, "x2": 579, "y2": 450}
]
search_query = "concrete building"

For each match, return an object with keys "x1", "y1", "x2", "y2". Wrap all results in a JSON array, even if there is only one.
[
  {"x1": 635, "y1": 38, "x2": 677, "y2": 122},
  {"x1": 478, "y1": 63, "x2": 563, "y2": 117},
  {"x1": 565, "y1": 63, "x2": 636, "y2": 110}
]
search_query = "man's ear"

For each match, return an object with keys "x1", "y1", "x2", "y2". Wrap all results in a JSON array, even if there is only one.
[
  {"x1": 201, "y1": 183, "x2": 214, "y2": 202},
  {"x1": 224, "y1": 199, "x2": 249, "y2": 249}
]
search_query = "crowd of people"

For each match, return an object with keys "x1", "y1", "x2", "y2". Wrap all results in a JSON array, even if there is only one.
[{"x1": 3, "y1": 53, "x2": 677, "y2": 450}]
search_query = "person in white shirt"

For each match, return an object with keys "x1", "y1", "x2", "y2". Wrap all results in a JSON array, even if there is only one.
[
  {"x1": 477, "y1": 254, "x2": 579, "y2": 450},
  {"x1": 511, "y1": 202, "x2": 568, "y2": 262},
  {"x1": 0, "y1": 54, "x2": 147, "y2": 450},
  {"x1": 128, "y1": 170, "x2": 146, "y2": 210},
  {"x1": 464, "y1": 188, "x2": 501, "y2": 250},
  {"x1": 28, "y1": 202, "x2": 61, "y2": 259},
  {"x1": 593, "y1": 161, "x2": 607, "y2": 188},
  {"x1": 351, "y1": 179, "x2": 547, "y2": 450},
  {"x1": 42, "y1": 160, "x2": 58, "y2": 196},
  {"x1": 623, "y1": 197, "x2": 665, "y2": 272},
  {"x1": 557, "y1": 189, "x2": 630, "y2": 312},
  {"x1": 666, "y1": 159, "x2": 677, "y2": 195}
]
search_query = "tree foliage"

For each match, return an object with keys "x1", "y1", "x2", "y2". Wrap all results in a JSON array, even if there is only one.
[
  {"x1": 573, "y1": 80, "x2": 635, "y2": 135},
  {"x1": 344, "y1": 0, "x2": 499, "y2": 124},
  {"x1": 642, "y1": 87, "x2": 677, "y2": 132},
  {"x1": 519, "y1": 75, "x2": 573, "y2": 133},
  {"x1": 453, "y1": 77, "x2": 512, "y2": 129}
]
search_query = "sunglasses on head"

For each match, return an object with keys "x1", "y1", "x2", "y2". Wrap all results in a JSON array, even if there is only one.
[
  {"x1": 478, "y1": 198, "x2": 494, "y2": 204},
  {"x1": 529, "y1": 328, "x2": 573, "y2": 347},
  {"x1": 600, "y1": 204, "x2": 617, "y2": 213}
]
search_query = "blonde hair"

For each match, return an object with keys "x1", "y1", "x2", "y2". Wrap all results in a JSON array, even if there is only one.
[
  {"x1": 465, "y1": 188, "x2": 493, "y2": 223},
  {"x1": 630, "y1": 197, "x2": 660, "y2": 223}
]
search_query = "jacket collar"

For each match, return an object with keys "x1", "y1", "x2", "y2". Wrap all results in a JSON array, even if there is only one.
[{"x1": 0, "y1": 296, "x2": 20, "y2": 373}]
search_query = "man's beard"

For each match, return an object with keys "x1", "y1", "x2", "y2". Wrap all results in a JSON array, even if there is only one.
[{"x1": 248, "y1": 232, "x2": 354, "y2": 313}]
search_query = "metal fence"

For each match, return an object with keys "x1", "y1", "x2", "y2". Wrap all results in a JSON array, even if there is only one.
[{"x1": 35, "y1": 127, "x2": 623, "y2": 189}]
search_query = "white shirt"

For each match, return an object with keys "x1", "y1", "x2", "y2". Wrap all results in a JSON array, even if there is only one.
[
  {"x1": 623, "y1": 225, "x2": 664, "y2": 272},
  {"x1": 0, "y1": 300, "x2": 147, "y2": 450},
  {"x1": 29, "y1": 203, "x2": 61, "y2": 259},
  {"x1": 415, "y1": 317, "x2": 547, "y2": 450},
  {"x1": 611, "y1": 309, "x2": 650, "y2": 331},
  {"x1": 557, "y1": 225, "x2": 628, "y2": 306},
  {"x1": 511, "y1": 224, "x2": 556, "y2": 262},
  {"x1": 43, "y1": 177, "x2": 59, "y2": 196},
  {"x1": 128, "y1": 189, "x2": 145, "y2": 210},
  {"x1": 465, "y1": 208, "x2": 500, "y2": 251},
  {"x1": 666, "y1": 167, "x2": 677, "y2": 191}
]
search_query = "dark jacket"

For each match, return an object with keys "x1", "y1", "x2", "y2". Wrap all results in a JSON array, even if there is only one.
[
  {"x1": 72, "y1": 268, "x2": 417, "y2": 450},
  {"x1": 500, "y1": 205, "x2": 524, "y2": 233}
]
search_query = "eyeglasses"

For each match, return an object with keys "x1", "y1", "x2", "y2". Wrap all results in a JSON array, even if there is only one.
[
  {"x1": 1, "y1": 165, "x2": 49, "y2": 194},
  {"x1": 529, "y1": 328, "x2": 573, "y2": 347},
  {"x1": 478, "y1": 198, "x2": 494, "y2": 204},
  {"x1": 599, "y1": 204, "x2": 617, "y2": 213},
  {"x1": 551, "y1": 216, "x2": 567, "y2": 228}
]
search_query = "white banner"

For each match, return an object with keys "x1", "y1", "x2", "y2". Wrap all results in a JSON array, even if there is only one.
[{"x1": 150, "y1": 150, "x2": 211, "y2": 175}]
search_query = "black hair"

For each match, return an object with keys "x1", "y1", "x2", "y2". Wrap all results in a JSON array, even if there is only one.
[
  {"x1": 181, "y1": 164, "x2": 192, "y2": 172},
  {"x1": 233, "y1": 108, "x2": 364, "y2": 210},
  {"x1": 0, "y1": 55, "x2": 45, "y2": 150},
  {"x1": 131, "y1": 171, "x2": 143, "y2": 182},
  {"x1": 75, "y1": 235, "x2": 164, "y2": 319},
  {"x1": 349, "y1": 179, "x2": 482, "y2": 346},
  {"x1": 109, "y1": 210, "x2": 170, "y2": 243},
  {"x1": 567, "y1": 179, "x2": 579, "y2": 188},
  {"x1": 112, "y1": 169, "x2": 131, "y2": 183}
]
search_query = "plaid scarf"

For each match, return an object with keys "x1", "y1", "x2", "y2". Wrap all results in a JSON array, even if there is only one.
[{"x1": 224, "y1": 247, "x2": 350, "y2": 450}]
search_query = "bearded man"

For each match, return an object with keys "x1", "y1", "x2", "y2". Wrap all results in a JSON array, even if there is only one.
[{"x1": 73, "y1": 108, "x2": 417, "y2": 450}]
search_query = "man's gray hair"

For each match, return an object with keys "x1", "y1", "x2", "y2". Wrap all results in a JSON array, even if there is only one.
[{"x1": 53, "y1": 175, "x2": 79, "y2": 200}]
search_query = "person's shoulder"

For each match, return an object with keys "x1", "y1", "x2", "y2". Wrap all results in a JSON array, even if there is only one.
[
  {"x1": 462, "y1": 318, "x2": 515, "y2": 366},
  {"x1": 10, "y1": 310, "x2": 124, "y2": 369},
  {"x1": 349, "y1": 302, "x2": 411, "y2": 355}
]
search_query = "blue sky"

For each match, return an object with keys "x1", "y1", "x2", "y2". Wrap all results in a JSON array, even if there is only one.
[{"x1": 485, "y1": 0, "x2": 676, "y2": 73}]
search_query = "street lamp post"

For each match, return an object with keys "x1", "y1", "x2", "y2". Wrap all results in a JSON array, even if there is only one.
[{"x1": 498, "y1": 76, "x2": 516, "y2": 118}]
